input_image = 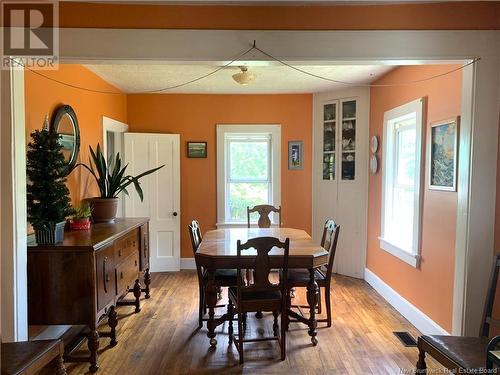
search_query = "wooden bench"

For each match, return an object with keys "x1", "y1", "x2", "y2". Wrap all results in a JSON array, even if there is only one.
[{"x1": 1, "y1": 340, "x2": 66, "y2": 375}]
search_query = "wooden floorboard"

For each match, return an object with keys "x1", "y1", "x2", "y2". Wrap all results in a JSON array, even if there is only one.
[{"x1": 65, "y1": 271, "x2": 441, "y2": 374}]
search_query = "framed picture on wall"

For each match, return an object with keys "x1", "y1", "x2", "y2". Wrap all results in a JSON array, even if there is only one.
[
  {"x1": 288, "y1": 141, "x2": 303, "y2": 170},
  {"x1": 429, "y1": 117, "x2": 459, "y2": 191},
  {"x1": 187, "y1": 141, "x2": 207, "y2": 158}
]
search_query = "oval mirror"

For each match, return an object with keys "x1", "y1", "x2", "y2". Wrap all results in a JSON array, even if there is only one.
[{"x1": 51, "y1": 105, "x2": 80, "y2": 172}]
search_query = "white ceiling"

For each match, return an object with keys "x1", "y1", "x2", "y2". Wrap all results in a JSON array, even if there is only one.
[{"x1": 84, "y1": 63, "x2": 394, "y2": 94}]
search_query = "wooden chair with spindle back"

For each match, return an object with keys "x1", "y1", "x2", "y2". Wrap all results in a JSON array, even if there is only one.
[
  {"x1": 227, "y1": 236, "x2": 290, "y2": 364},
  {"x1": 287, "y1": 219, "x2": 340, "y2": 328},
  {"x1": 247, "y1": 205, "x2": 282, "y2": 228},
  {"x1": 188, "y1": 220, "x2": 238, "y2": 328},
  {"x1": 416, "y1": 253, "x2": 500, "y2": 373}
]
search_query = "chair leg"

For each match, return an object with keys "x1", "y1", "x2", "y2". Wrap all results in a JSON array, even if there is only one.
[
  {"x1": 198, "y1": 285, "x2": 204, "y2": 328},
  {"x1": 280, "y1": 310, "x2": 286, "y2": 361},
  {"x1": 286, "y1": 290, "x2": 291, "y2": 330},
  {"x1": 317, "y1": 288, "x2": 322, "y2": 314},
  {"x1": 242, "y1": 312, "x2": 247, "y2": 333},
  {"x1": 273, "y1": 311, "x2": 279, "y2": 337},
  {"x1": 228, "y1": 299, "x2": 234, "y2": 344},
  {"x1": 325, "y1": 287, "x2": 332, "y2": 327},
  {"x1": 238, "y1": 312, "x2": 244, "y2": 364},
  {"x1": 416, "y1": 347, "x2": 427, "y2": 373}
]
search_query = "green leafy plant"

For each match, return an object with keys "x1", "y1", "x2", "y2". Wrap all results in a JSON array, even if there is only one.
[
  {"x1": 73, "y1": 202, "x2": 92, "y2": 220},
  {"x1": 27, "y1": 129, "x2": 74, "y2": 230},
  {"x1": 78, "y1": 144, "x2": 164, "y2": 201}
]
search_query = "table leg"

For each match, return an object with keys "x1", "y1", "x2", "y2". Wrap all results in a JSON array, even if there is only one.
[
  {"x1": 306, "y1": 268, "x2": 319, "y2": 346},
  {"x1": 205, "y1": 270, "x2": 218, "y2": 346}
]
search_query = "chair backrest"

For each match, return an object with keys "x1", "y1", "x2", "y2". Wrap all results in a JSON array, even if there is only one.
[
  {"x1": 481, "y1": 254, "x2": 500, "y2": 337},
  {"x1": 188, "y1": 220, "x2": 204, "y2": 279},
  {"x1": 320, "y1": 219, "x2": 340, "y2": 281},
  {"x1": 236, "y1": 236, "x2": 290, "y2": 296},
  {"x1": 247, "y1": 205, "x2": 282, "y2": 228}
]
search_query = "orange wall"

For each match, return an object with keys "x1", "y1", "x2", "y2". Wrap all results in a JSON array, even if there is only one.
[
  {"x1": 127, "y1": 94, "x2": 312, "y2": 258},
  {"x1": 24, "y1": 64, "x2": 127, "y2": 206},
  {"x1": 367, "y1": 65, "x2": 462, "y2": 332},
  {"x1": 59, "y1": 2, "x2": 500, "y2": 30}
]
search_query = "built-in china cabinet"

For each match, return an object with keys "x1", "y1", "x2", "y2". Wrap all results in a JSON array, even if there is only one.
[{"x1": 313, "y1": 87, "x2": 369, "y2": 279}]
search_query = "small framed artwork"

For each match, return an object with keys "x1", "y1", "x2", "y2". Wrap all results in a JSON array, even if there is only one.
[
  {"x1": 429, "y1": 117, "x2": 459, "y2": 191},
  {"x1": 288, "y1": 141, "x2": 303, "y2": 170},
  {"x1": 187, "y1": 141, "x2": 207, "y2": 158}
]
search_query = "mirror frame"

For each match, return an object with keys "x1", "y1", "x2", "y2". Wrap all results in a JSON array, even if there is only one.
[{"x1": 51, "y1": 104, "x2": 80, "y2": 172}]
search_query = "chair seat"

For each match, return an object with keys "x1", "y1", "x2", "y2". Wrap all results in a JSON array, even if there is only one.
[
  {"x1": 228, "y1": 287, "x2": 282, "y2": 301},
  {"x1": 287, "y1": 268, "x2": 326, "y2": 286},
  {"x1": 203, "y1": 269, "x2": 238, "y2": 286},
  {"x1": 421, "y1": 335, "x2": 490, "y2": 370}
]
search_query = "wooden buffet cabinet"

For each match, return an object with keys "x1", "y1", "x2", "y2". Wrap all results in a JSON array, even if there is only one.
[{"x1": 27, "y1": 218, "x2": 150, "y2": 373}]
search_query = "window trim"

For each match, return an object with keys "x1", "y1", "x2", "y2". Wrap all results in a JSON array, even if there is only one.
[
  {"x1": 216, "y1": 124, "x2": 281, "y2": 227},
  {"x1": 379, "y1": 98, "x2": 424, "y2": 268}
]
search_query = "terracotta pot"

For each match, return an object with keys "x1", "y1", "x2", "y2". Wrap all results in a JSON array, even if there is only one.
[{"x1": 89, "y1": 198, "x2": 119, "y2": 223}]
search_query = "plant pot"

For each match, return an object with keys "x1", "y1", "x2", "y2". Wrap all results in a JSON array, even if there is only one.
[
  {"x1": 89, "y1": 198, "x2": 119, "y2": 223},
  {"x1": 35, "y1": 221, "x2": 66, "y2": 245},
  {"x1": 69, "y1": 217, "x2": 91, "y2": 230}
]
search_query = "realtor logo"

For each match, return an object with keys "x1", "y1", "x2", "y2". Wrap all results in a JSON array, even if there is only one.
[{"x1": 1, "y1": 1, "x2": 59, "y2": 69}]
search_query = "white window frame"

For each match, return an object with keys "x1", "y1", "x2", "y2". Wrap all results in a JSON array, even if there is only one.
[
  {"x1": 216, "y1": 124, "x2": 281, "y2": 227},
  {"x1": 379, "y1": 98, "x2": 424, "y2": 268}
]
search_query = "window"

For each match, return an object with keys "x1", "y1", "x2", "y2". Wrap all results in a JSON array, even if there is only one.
[
  {"x1": 380, "y1": 98, "x2": 424, "y2": 267},
  {"x1": 217, "y1": 125, "x2": 281, "y2": 226}
]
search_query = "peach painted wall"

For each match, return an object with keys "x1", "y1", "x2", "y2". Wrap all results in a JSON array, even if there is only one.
[
  {"x1": 367, "y1": 65, "x2": 462, "y2": 332},
  {"x1": 59, "y1": 2, "x2": 500, "y2": 30},
  {"x1": 126, "y1": 94, "x2": 312, "y2": 258},
  {"x1": 24, "y1": 64, "x2": 127, "y2": 205}
]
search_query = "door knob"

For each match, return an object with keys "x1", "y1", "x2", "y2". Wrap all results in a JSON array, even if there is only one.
[{"x1": 173, "y1": 212, "x2": 178, "y2": 217}]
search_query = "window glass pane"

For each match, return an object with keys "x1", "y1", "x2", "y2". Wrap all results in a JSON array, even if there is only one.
[
  {"x1": 396, "y1": 127, "x2": 416, "y2": 186},
  {"x1": 229, "y1": 141, "x2": 268, "y2": 181},
  {"x1": 388, "y1": 185, "x2": 414, "y2": 251},
  {"x1": 229, "y1": 182, "x2": 269, "y2": 221}
]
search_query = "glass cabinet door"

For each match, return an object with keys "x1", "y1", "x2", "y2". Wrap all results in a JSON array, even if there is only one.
[
  {"x1": 341, "y1": 100, "x2": 356, "y2": 180},
  {"x1": 322, "y1": 102, "x2": 337, "y2": 180}
]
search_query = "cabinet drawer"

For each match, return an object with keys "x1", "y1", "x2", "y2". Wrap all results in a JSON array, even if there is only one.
[
  {"x1": 139, "y1": 223, "x2": 149, "y2": 271},
  {"x1": 96, "y1": 244, "x2": 115, "y2": 312},
  {"x1": 115, "y1": 253, "x2": 139, "y2": 296},
  {"x1": 114, "y1": 230, "x2": 139, "y2": 263}
]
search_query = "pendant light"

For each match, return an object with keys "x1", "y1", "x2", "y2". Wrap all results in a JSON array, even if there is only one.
[{"x1": 232, "y1": 67, "x2": 256, "y2": 85}]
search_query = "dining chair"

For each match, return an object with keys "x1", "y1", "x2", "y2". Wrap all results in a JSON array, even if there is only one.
[
  {"x1": 416, "y1": 254, "x2": 500, "y2": 373},
  {"x1": 188, "y1": 220, "x2": 238, "y2": 328},
  {"x1": 247, "y1": 204, "x2": 282, "y2": 228},
  {"x1": 227, "y1": 236, "x2": 290, "y2": 364},
  {"x1": 287, "y1": 219, "x2": 340, "y2": 328}
]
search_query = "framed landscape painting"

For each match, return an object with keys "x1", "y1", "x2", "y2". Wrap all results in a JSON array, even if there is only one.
[
  {"x1": 429, "y1": 117, "x2": 459, "y2": 191},
  {"x1": 187, "y1": 141, "x2": 207, "y2": 158}
]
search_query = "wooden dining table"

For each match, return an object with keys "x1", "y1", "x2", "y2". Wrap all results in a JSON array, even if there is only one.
[{"x1": 195, "y1": 227, "x2": 329, "y2": 347}]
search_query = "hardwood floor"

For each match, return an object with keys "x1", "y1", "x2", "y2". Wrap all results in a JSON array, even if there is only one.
[{"x1": 66, "y1": 271, "x2": 440, "y2": 374}]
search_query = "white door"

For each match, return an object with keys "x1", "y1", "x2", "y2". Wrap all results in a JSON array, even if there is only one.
[
  {"x1": 312, "y1": 88, "x2": 369, "y2": 279},
  {"x1": 124, "y1": 133, "x2": 180, "y2": 272}
]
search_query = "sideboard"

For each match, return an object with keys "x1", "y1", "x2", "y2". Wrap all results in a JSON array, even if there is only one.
[{"x1": 27, "y1": 218, "x2": 150, "y2": 373}]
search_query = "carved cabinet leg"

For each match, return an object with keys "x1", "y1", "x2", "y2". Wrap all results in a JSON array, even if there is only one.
[
  {"x1": 416, "y1": 347, "x2": 427, "y2": 373},
  {"x1": 53, "y1": 355, "x2": 67, "y2": 375},
  {"x1": 87, "y1": 330, "x2": 100, "y2": 373},
  {"x1": 133, "y1": 279, "x2": 142, "y2": 313},
  {"x1": 144, "y1": 268, "x2": 151, "y2": 299},
  {"x1": 306, "y1": 268, "x2": 319, "y2": 346},
  {"x1": 108, "y1": 305, "x2": 118, "y2": 347}
]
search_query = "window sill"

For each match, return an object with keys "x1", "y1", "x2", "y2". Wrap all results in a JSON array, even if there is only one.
[{"x1": 378, "y1": 237, "x2": 420, "y2": 268}]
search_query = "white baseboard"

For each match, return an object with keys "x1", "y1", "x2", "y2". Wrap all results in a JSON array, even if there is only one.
[
  {"x1": 181, "y1": 257, "x2": 196, "y2": 270},
  {"x1": 364, "y1": 268, "x2": 449, "y2": 335}
]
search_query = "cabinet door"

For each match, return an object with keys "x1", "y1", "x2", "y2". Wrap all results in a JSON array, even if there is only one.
[
  {"x1": 139, "y1": 223, "x2": 150, "y2": 271},
  {"x1": 116, "y1": 253, "x2": 140, "y2": 297},
  {"x1": 96, "y1": 244, "x2": 116, "y2": 313}
]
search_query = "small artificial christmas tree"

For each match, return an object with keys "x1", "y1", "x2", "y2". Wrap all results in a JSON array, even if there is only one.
[{"x1": 27, "y1": 129, "x2": 74, "y2": 243}]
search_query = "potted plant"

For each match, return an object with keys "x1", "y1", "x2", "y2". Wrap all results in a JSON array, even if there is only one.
[
  {"x1": 78, "y1": 144, "x2": 164, "y2": 222},
  {"x1": 27, "y1": 129, "x2": 74, "y2": 244},
  {"x1": 69, "y1": 202, "x2": 92, "y2": 230}
]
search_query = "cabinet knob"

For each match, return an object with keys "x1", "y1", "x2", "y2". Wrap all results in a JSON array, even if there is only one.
[
  {"x1": 133, "y1": 241, "x2": 136, "y2": 247},
  {"x1": 120, "y1": 272, "x2": 123, "y2": 279},
  {"x1": 105, "y1": 273, "x2": 110, "y2": 282},
  {"x1": 118, "y1": 249, "x2": 122, "y2": 257},
  {"x1": 135, "y1": 260, "x2": 138, "y2": 267},
  {"x1": 173, "y1": 211, "x2": 178, "y2": 217}
]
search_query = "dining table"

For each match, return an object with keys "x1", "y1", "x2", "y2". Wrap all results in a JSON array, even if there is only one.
[{"x1": 195, "y1": 227, "x2": 329, "y2": 347}]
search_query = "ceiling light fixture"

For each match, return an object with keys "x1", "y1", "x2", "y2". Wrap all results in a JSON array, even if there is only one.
[{"x1": 232, "y1": 66, "x2": 256, "y2": 86}]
